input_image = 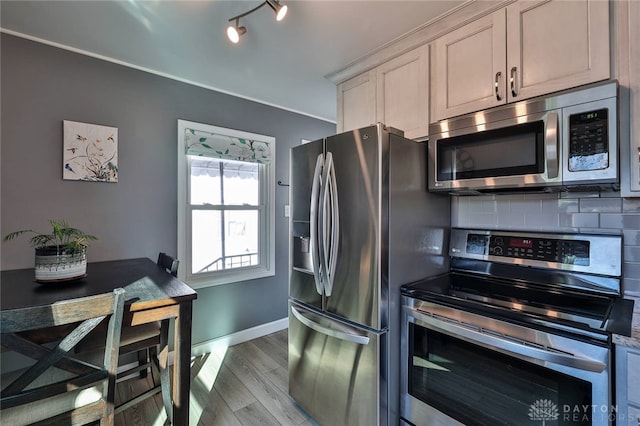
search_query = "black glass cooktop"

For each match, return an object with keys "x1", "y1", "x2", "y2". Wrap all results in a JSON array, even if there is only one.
[{"x1": 401, "y1": 271, "x2": 633, "y2": 339}]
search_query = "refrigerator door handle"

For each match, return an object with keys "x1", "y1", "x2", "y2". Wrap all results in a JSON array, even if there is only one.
[
  {"x1": 327, "y1": 153, "x2": 339, "y2": 296},
  {"x1": 291, "y1": 305, "x2": 370, "y2": 345},
  {"x1": 309, "y1": 153, "x2": 324, "y2": 295},
  {"x1": 320, "y1": 152, "x2": 339, "y2": 296}
]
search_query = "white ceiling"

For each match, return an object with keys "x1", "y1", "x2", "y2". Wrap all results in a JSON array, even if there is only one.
[{"x1": 0, "y1": 0, "x2": 465, "y2": 123}]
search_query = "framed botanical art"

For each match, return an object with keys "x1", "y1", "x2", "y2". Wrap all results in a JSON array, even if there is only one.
[{"x1": 63, "y1": 120, "x2": 118, "y2": 182}]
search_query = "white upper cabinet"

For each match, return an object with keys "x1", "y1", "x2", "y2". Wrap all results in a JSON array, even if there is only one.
[
  {"x1": 432, "y1": 0, "x2": 610, "y2": 122},
  {"x1": 337, "y1": 71, "x2": 376, "y2": 134},
  {"x1": 337, "y1": 45, "x2": 430, "y2": 140},
  {"x1": 432, "y1": 11, "x2": 506, "y2": 121},
  {"x1": 507, "y1": 0, "x2": 610, "y2": 101},
  {"x1": 621, "y1": 0, "x2": 640, "y2": 196},
  {"x1": 376, "y1": 45, "x2": 429, "y2": 140}
]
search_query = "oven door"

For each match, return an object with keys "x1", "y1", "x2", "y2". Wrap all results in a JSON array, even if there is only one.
[
  {"x1": 428, "y1": 109, "x2": 561, "y2": 192},
  {"x1": 401, "y1": 300, "x2": 612, "y2": 426}
]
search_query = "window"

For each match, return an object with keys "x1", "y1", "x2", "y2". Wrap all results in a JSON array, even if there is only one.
[{"x1": 177, "y1": 120, "x2": 275, "y2": 288}]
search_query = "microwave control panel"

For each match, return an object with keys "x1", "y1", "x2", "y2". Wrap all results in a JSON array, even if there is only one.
[{"x1": 568, "y1": 108, "x2": 609, "y2": 172}]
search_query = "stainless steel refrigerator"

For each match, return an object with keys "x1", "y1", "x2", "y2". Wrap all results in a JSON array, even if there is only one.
[{"x1": 288, "y1": 124, "x2": 450, "y2": 425}]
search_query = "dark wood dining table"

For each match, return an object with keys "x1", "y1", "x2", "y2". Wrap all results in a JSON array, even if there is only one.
[{"x1": 0, "y1": 257, "x2": 198, "y2": 425}]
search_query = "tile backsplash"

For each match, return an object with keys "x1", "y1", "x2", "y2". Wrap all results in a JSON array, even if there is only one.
[{"x1": 452, "y1": 192, "x2": 640, "y2": 296}]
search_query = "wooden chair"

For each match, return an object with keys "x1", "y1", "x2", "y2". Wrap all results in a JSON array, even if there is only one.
[
  {"x1": 0, "y1": 288, "x2": 126, "y2": 425},
  {"x1": 75, "y1": 253, "x2": 178, "y2": 422}
]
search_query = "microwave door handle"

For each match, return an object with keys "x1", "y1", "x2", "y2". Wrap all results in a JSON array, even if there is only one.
[
  {"x1": 545, "y1": 112, "x2": 559, "y2": 179},
  {"x1": 310, "y1": 153, "x2": 324, "y2": 295}
]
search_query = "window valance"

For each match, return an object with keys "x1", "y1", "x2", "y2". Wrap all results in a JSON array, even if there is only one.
[{"x1": 184, "y1": 128, "x2": 271, "y2": 164}]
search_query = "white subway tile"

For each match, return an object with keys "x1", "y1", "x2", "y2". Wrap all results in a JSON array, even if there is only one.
[
  {"x1": 623, "y1": 262, "x2": 640, "y2": 281},
  {"x1": 623, "y1": 277, "x2": 640, "y2": 297},
  {"x1": 579, "y1": 198, "x2": 622, "y2": 213},
  {"x1": 623, "y1": 198, "x2": 640, "y2": 213},
  {"x1": 624, "y1": 246, "x2": 640, "y2": 263},
  {"x1": 601, "y1": 214, "x2": 640, "y2": 230},
  {"x1": 623, "y1": 230, "x2": 640, "y2": 246},
  {"x1": 570, "y1": 213, "x2": 599, "y2": 228},
  {"x1": 524, "y1": 212, "x2": 559, "y2": 229}
]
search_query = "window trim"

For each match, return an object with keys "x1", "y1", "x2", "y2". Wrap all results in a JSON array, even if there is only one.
[{"x1": 177, "y1": 119, "x2": 275, "y2": 289}]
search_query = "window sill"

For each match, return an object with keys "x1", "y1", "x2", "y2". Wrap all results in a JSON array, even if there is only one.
[{"x1": 184, "y1": 267, "x2": 275, "y2": 289}]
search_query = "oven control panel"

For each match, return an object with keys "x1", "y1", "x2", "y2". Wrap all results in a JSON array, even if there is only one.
[
  {"x1": 451, "y1": 229, "x2": 621, "y2": 276},
  {"x1": 482, "y1": 235, "x2": 590, "y2": 265}
]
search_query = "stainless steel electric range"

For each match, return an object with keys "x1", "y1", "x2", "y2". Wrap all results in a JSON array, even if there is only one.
[{"x1": 400, "y1": 228, "x2": 635, "y2": 426}]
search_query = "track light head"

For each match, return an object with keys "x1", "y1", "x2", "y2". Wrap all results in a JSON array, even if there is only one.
[
  {"x1": 227, "y1": 20, "x2": 247, "y2": 44},
  {"x1": 266, "y1": 0, "x2": 288, "y2": 21}
]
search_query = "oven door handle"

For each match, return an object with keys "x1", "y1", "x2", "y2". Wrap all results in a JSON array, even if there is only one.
[{"x1": 407, "y1": 307, "x2": 606, "y2": 373}]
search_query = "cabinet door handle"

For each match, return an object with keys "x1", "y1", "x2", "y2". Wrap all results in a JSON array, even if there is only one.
[
  {"x1": 495, "y1": 72, "x2": 502, "y2": 101},
  {"x1": 510, "y1": 66, "x2": 518, "y2": 97}
]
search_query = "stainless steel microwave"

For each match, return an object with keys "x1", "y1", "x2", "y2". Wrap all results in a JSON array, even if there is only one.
[{"x1": 428, "y1": 81, "x2": 618, "y2": 193}]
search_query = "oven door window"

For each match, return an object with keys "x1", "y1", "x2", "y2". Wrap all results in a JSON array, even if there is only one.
[
  {"x1": 409, "y1": 323, "x2": 592, "y2": 425},
  {"x1": 436, "y1": 121, "x2": 544, "y2": 181}
]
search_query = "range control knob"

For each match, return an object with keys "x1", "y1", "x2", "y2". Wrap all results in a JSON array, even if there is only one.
[{"x1": 493, "y1": 246, "x2": 503, "y2": 256}]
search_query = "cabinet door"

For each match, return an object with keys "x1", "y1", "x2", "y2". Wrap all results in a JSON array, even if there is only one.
[
  {"x1": 376, "y1": 45, "x2": 429, "y2": 139},
  {"x1": 626, "y1": 0, "x2": 640, "y2": 194},
  {"x1": 616, "y1": 345, "x2": 640, "y2": 426},
  {"x1": 627, "y1": 405, "x2": 640, "y2": 426},
  {"x1": 629, "y1": 349, "x2": 640, "y2": 406},
  {"x1": 506, "y1": 0, "x2": 610, "y2": 102},
  {"x1": 432, "y1": 10, "x2": 506, "y2": 122},
  {"x1": 337, "y1": 71, "x2": 376, "y2": 133}
]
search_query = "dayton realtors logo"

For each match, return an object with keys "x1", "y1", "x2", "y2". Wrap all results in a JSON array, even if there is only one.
[
  {"x1": 528, "y1": 400, "x2": 619, "y2": 423},
  {"x1": 528, "y1": 399, "x2": 559, "y2": 425}
]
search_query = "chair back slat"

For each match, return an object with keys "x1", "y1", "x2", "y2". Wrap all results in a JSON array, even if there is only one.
[
  {"x1": 103, "y1": 287, "x2": 125, "y2": 412},
  {"x1": 1, "y1": 293, "x2": 116, "y2": 333},
  {"x1": 157, "y1": 252, "x2": 179, "y2": 277},
  {"x1": 1, "y1": 315, "x2": 106, "y2": 396},
  {"x1": 1, "y1": 369, "x2": 108, "y2": 410},
  {"x1": 1, "y1": 333, "x2": 95, "y2": 376},
  {"x1": 0, "y1": 288, "x2": 125, "y2": 425}
]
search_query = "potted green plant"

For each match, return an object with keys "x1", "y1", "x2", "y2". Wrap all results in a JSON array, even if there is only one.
[{"x1": 3, "y1": 219, "x2": 98, "y2": 282}]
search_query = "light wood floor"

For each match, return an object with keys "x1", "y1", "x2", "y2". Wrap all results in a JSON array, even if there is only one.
[{"x1": 114, "y1": 329, "x2": 316, "y2": 426}]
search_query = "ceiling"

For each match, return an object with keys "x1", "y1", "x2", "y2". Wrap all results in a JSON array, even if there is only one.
[{"x1": 0, "y1": 0, "x2": 465, "y2": 123}]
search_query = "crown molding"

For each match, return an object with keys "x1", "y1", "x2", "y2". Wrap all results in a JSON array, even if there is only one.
[{"x1": 325, "y1": 0, "x2": 515, "y2": 85}]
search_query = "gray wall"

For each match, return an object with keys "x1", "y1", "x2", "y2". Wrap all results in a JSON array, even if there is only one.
[{"x1": 0, "y1": 34, "x2": 336, "y2": 345}]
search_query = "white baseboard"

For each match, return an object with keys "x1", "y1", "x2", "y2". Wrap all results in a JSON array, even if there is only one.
[
  {"x1": 179, "y1": 317, "x2": 289, "y2": 362},
  {"x1": 119, "y1": 318, "x2": 288, "y2": 372}
]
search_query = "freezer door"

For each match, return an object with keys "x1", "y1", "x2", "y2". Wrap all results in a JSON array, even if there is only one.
[
  {"x1": 324, "y1": 125, "x2": 384, "y2": 329},
  {"x1": 288, "y1": 302, "x2": 386, "y2": 426},
  {"x1": 290, "y1": 140, "x2": 324, "y2": 309}
]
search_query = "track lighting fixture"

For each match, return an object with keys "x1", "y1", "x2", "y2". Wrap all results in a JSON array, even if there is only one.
[
  {"x1": 226, "y1": 0, "x2": 288, "y2": 44},
  {"x1": 266, "y1": 0, "x2": 288, "y2": 21},
  {"x1": 227, "y1": 19, "x2": 246, "y2": 44}
]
